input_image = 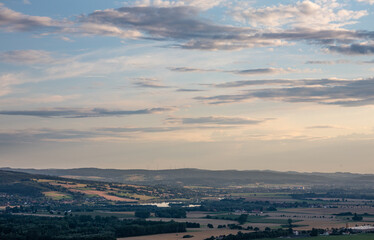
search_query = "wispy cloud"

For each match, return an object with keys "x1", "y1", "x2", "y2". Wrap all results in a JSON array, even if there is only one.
[
  {"x1": 196, "y1": 78, "x2": 374, "y2": 106},
  {"x1": 305, "y1": 59, "x2": 350, "y2": 64},
  {"x1": 176, "y1": 88, "x2": 204, "y2": 92},
  {"x1": 169, "y1": 66, "x2": 309, "y2": 75},
  {"x1": 0, "y1": 107, "x2": 174, "y2": 118},
  {"x1": 132, "y1": 78, "x2": 171, "y2": 88},
  {"x1": 213, "y1": 78, "x2": 349, "y2": 88},
  {"x1": 0, "y1": 50, "x2": 54, "y2": 64},
  {"x1": 166, "y1": 116, "x2": 266, "y2": 125},
  {"x1": 306, "y1": 125, "x2": 340, "y2": 129}
]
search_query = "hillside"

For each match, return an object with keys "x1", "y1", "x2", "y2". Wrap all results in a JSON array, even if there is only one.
[{"x1": 3, "y1": 168, "x2": 374, "y2": 187}]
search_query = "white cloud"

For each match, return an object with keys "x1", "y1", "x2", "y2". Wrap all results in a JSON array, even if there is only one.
[
  {"x1": 357, "y1": 0, "x2": 374, "y2": 5},
  {"x1": 71, "y1": 22, "x2": 143, "y2": 39},
  {"x1": 0, "y1": 73, "x2": 23, "y2": 96},
  {"x1": 128, "y1": 0, "x2": 225, "y2": 10},
  {"x1": 231, "y1": 0, "x2": 367, "y2": 30}
]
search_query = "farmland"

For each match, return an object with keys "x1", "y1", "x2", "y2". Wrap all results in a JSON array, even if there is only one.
[{"x1": 2, "y1": 169, "x2": 374, "y2": 240}]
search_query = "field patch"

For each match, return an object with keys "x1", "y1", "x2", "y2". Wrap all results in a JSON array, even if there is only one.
[
  {"x1": 70, "y1": 189, "x2": 137, "y2": 202},
  {"x1": 43, "y1": 191, "x2": 71, "y2": 200}
]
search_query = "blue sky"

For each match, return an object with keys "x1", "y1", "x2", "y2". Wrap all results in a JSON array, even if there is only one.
[{"x1": 1, "y1": 0, "x2": 374, "y2": 173}]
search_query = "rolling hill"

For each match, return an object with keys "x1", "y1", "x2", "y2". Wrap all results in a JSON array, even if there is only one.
[{"x1": 2, "y1": 168, "x2": 374, "y2": 187}]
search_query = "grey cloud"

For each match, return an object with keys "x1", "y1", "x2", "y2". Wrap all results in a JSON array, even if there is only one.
[
  {"x1": 196, "y1": 78, "x2": 374, "y2": 106},
  {"x1": 167, "y1": 116, "x2": 265, "y2": 125},
  {"x1": 82, "y1": 6, "x2": 243, "y2": 42},
  {"x1": 168, "y1": 67, "x2": 219, "y2": 72},
  {"x1": 98, "y1": 127, "x2": 183, "y2": 133},
  {"x1": 214, "y1": 79, "x2": 293, "y2": 88},
  {"x1": 170, "y1": 66, "x2": 297, "y2": 75},
  {"x1": 176, "y1": 88, "x2": 204, "y2": 92},
  {"x1": 232, "y1": 68, "x2": 287, "y2": 75},
  {"x1": 0, "y1": 3, "x2": 60, "y2": 31},
  {"x1": 305, "y1": 59, "x2": 351, "y2": 65},
  {"x1": 213, "y1": 79, "x2": 350, "y2": 88},
  {"x1": 306, "y1": 60, "x2": 334, "y2": 64},
  {"x1": 328, "y1": 44, "x2": 374, "y2": 55},
  {"x1": 0, "y1": 123, "x2": 233, "y2": 143},
  {"x1": 0, "y1": 129, "x2": 97, "y2": 143},
  {"x1": 2, "y1": 4, "x2": 374, "y2": 53},
  {"x1": 132, "y1": 78, "x2": 170, "y2": 88},
  {"x1": 0, "y1": 107, "x2": 173, "y2": 118}
]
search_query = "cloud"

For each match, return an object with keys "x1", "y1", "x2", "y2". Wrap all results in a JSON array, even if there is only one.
[
  {"x1": 0, "y1": 107, "x2": 174, "y2": 118},
  {"x1": 176, "y1": 88, "x2": 203, "y2": 92},
  {"x1": 132, "y1": 78, "x2": 170, "y2": 88},
  {"x1": 362, "y1": 59, "x2": 374, "y2": 64},
  {"x1": 168, "y1": 67, "x2": 219, "y2": 72},
  {"x1": 196, "y1": 78, "x2": 374, "y2": 106},
  {"x1": 0, "y1": 73, "x2": 23, "y2": 97},
  {"x1": 231, "y1": 0, "x2": 367, "y2": 30},
  {"x1": 169, "y1": 66, "x2": 308, "y2": 75},
  {"x1": 305, "y1": 59, "x2": 350, "y2": 64},
  {"x1": 79, "y1": 6, "x2": 247, "y2": 46},
  {"x1": 328, "y1": 43, "x2": 374, "y2": 55},
  {"x1": 73, "y1": 22, "x2": 143, "y2": 38},
  {"x1": 231, "y1": 67, "x2": 299, "y2": 75},
  {"x1": 0, "y1": 50, "x2": 54, "y2": 64},
  {"x1": 98, "y1": 126, "x2": 183, "y2": 133},
  {"x1": 129, "y1": 0, "x2": 224, "y2": 10},
  {"x1": 71, "y1": 5, "x2": 374, "y2": 52},
  {"x1": 0, "y1": 95, "x2": 79, "y2": 106},
  {"x1": 1, "y1": 3, "x2": 374, "y2": 53},
  {"x1": 166, "y1": 116, "x2": 265, "y2": 125},
  {"x1": 0, "y1": 129, "x2": 98, "y2": 143},
  {"x1": 357, "y1": 0, "x2": 374, "y2": 5},
  {"x1": 213, "y1": 78, "x2": 349, "y2": 88},
  {"x1": 306, "y1": 125, "x2": 339, "y2": 129},
  {"x1": 0, "y1": 3, "x2": 61, "y2": 31}
]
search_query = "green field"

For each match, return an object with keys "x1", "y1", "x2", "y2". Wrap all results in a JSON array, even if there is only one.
[{"x1": 264, "y1": 234, "x2": 374, "y2": 240}]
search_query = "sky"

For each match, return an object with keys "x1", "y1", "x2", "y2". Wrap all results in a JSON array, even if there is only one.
[{"x1": 1, "y1": 0, "x2": 374, "y2": 173}]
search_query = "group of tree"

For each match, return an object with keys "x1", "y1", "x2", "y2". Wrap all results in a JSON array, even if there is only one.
[
  {"x1": 155, "y1": 207, "x2": 187, "y2": 218},
  {"x1": 196, "y1": 198, "x2": 308, "y2": 213},
  {"x1": 0, "y1": 214, "x2": 186, "y2": 240}
]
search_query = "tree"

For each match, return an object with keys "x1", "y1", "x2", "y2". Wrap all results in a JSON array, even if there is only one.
[
  {"x1": 287, "y1": 218, "x2": 293, "y2": 227},
  {"x1": 352, "y1": 213, "x2": 363, "y2": 221},
  {"x1": 310, "y1": 228, "x2": 319, "y2": 237},
  {"x1": 135, "y1": 210, "x2": 150, "y2": 219},
  {"x1": 237, "y1": 214, "x2": 248, "y2": 225},
  {"x1": 207, "y1": 223, "x2": 214, "y2": 228}
]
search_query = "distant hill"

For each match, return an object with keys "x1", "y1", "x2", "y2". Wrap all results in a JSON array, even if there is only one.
[
  {"x1": 0, "y1": 170, "x2": 60, "y2": 197},
  {"x1": 2, "y1": 167, "x2": 374, "y2": 187}
]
